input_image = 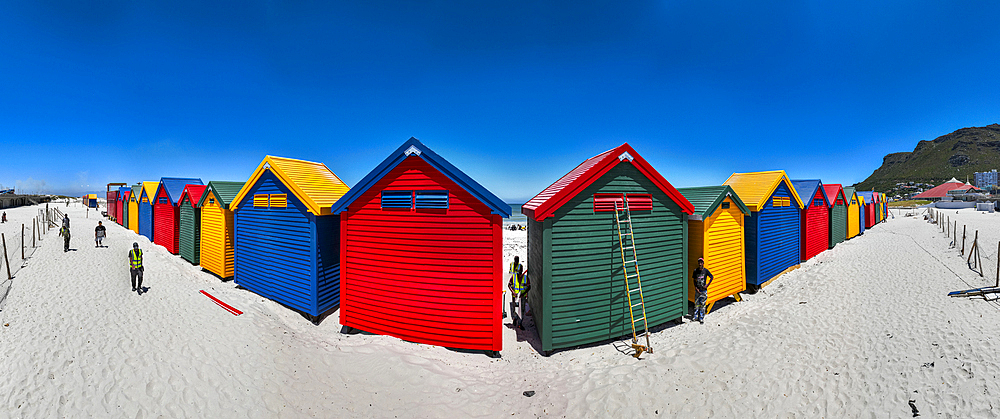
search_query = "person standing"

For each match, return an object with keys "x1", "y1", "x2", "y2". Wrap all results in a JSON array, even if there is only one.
[
  {"x1": 507, "y1": 256, "x2": 529, "y2": 330},
  {"x1": 59, "y1": 225, "x2": 71, "y2": 252},
  {"x1": 62, "y1": 215, "x2": 70, "y2": 229},
  {"x1": 1, "y1": 211, "x2": 6, "y2": 223},
  {"x1": 692, "y1": 258, "x2": 714, "y2": 324},
  {"x1": 94, "y1": 221, "x2": 106, "y2": 248},
  {"x1": 129, "y1": 243, "x2": 144, "y2": 294}
]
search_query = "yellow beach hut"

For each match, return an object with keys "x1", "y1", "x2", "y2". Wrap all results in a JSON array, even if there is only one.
[
  {"x1": 197, "y1": 181, "x2": 244, "y2": 279},
  {"x1": 844, "y1": 186, "x2": 860, "y2": 239},
  {"x1": 677, "y1": 185, "x2": 750, "y2": 311},
  {"x1": 128, "y1": 184, "x2": 142, "y2": 235}
]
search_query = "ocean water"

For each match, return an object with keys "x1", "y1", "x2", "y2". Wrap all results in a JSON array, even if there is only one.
[{"x1": 505, "y1": 203, "x2": 526, "y2": 225}]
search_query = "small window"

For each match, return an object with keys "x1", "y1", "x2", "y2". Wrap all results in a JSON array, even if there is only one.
[
  {"x1": 835, "y1": 198, "x2": 844, "y2": 205},
  {"x1": 208, "y1": 198, "x2": 215, "y2": 205},
  {"x1": 626, "y1": 194, "x2": 652, "y2": 211},
  {"x1": 593, "y1": 193, "x2": 624, "y2": 212},
  {"x1": 772, "y1": 197, "x2": 782, "y2": 207},
  {"x1": 142, "y1": 197, "x2": 148, "y2": 203},
  {"x1": 158, "y1": 197, "x2": 169, "y2": 204},
  {"x1": 269, "y1": 194, "x2": 287, "y2": 208},
  {"x1": 381, "y1": 190, "x2": 413, "y2": 209},
  {"x1": 253, "y1": 194, "x2": 268, "y2": 208},
  {"x1": 814, "y1": 198, "x2": 824, "y2": 207},
  {"x1": 721, "y1": 202, "x2": 731, "y2": 209},
  {"x1": 415, "y1": 190, "x2": 448, "y2": 209}
]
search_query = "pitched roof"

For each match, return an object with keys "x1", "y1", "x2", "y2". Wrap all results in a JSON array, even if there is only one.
[
  {"x1": 723, "y1": 170, "x2": 803, "y2": 212},
  {"x1": 331, "y1": 138, "x2": 510, "y2": 217},
  {"x1": 790, "y1": 179, "x2": 830, "y2": 209},
  {"x1": 232, "y1": 156, "x2": 349, "y2": 215},
  {"x1": 522, "y1": 143, "x2": 694, "y2": 221},
  {"x1": 179, "y1": 185, "x2": 207, "y2": 208},
  {"x1": 676, "y1": 185, "x2": 750, "y2": 220},
  {"x1": 843, "y1": 186, "x2": 858, "y2": 204},
  {"x1": 117, "y1": 186, "x2": 130, "y2": 199},
  {"x1": 130, "y1": 184, "x2": 143, "y2": 202},
  {"x1": 913, "y1": 181, "x2": 979, "y2": 199},
  {"x1": 197, "y1": 181, "x2": 245, "y2": 209},
  {"x1": 156, "y1": 177, "x2": 204, "y2": 205},
  {"x1": 858, "y1": 191, "x2": 875, "y2": 204},
  {"x1": 822, "y1": 184, "x2": 847, "y2": 208},
  {"x1": 140, "y1": 181, "x2": 159, "y2": 202}
]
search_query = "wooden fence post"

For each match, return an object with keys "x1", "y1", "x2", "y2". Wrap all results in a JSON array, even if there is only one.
[
  {"x1": 2, "y1": 234, "x2": 10, "y2": 280},
  {"x1": 21, "y1": 223, "x2": 24, "y2": 260},
  {"x1": 962, "y1": 226, "x2": 967, "y2": 255},
  {"x1": 996, "y1": 240, "x2": 1000, "y2": 288}
]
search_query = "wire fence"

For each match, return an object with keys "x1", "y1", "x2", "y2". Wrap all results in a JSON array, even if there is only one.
[{"x1": 0, "y1": 206, "x2": 61, "y2": 311}]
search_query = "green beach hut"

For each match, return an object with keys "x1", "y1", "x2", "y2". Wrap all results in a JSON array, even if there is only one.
[
  {"x1": 521, "y1": 143, "x2": 695, "y2": 354},
  {"x1": 178, "y1": 184, "x2": 207, "y2": 265}
]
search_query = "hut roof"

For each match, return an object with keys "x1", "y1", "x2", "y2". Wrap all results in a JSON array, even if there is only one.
[
  {"x1": 232, "y1": 156, "x2": 349, "y2": 216},
  {"x1": 723, "y1": 170, "x2": 804, "y2": 212},
  {"x1": 522, "y1": 143, "x2": 694, "y2": 221},
  {"x1": 790, "y1": 179, "x2": 830, "y2": 209},
  {"x1": 140, "y1": 181, "x2": 159, "y2": 201},
  {"x1": 331, "y1": 137, "x2": 510, "y2": 217},
  {"x1": 676, "y1": 185, "x2": 750, "y2": 220},
  {"x1": 156, "y1": 177, "x2": 204, "y2": 205},
  {"x1": 130, "y1": 184, "x2": 143, "y2": 202},
  {"x1": 822, "y1": 184, "x2": 847, "y2": 208},
  {"x1": 912, "y1": 181, "x2": 978, "y2": 199},
  {"x1": 198, "y1": 181, "x2": 245, "y2": 209},
  {"x1": 858, "y1": 191, "x2": 874, "y2": 203},
  {"x1": 179, "y1": 185, "x2": 208, "y2": 208}
]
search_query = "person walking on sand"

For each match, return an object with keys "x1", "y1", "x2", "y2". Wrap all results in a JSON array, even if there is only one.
[
  {"x1": 129, "y1": 243, "x2": 144, "y2": 295},
  {"x1": 94, "y1": 221, "x2": 106, "y2": 248},
  {"x1": 59, "y1": 225, "x2": 71, "y2": 252},
  {"x1": 507, "y1": 256, "x2": 529, "y2": 330},
  {"x1": 692, "y1": 258, "x2": 714, "y2": 324},
  {"x1": 1, "y1": 211, "x2": 6, "y2": 223},
  {"x1": 62, "y1": 215, "x2": 70, "y2": 229}
]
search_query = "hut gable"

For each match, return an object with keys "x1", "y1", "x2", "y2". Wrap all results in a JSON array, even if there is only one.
[
  {"x1": 522, "y1": 143, "x2": 693, "y2": 221},
  {"x1": 723, "y1": 170, "x2": 804, "y2": 211},
  {"x1": 822, "y1": 184, "x2": 847, "y2": 207},
  {"x1": 179, "y1": 185, "x2": 207, "y2": 209},
  {"x1": 197, "y1": 181, "x2": 244, "y2": 209},
  {"x1": 331, "y1": 137, "x2": 509, "y2": 217},
  {"x1": 233, "y1": 156, "x2": 349, "y2": 216},
  {"x1": 156, "y1": 178, "x2": 204, "y2": 206},
  {"x1": 676, "y1": 185, "x2": 750, "y2": 220},
  {"x1": 790, "y1": 180, "x2": 830, "y2": 209}
]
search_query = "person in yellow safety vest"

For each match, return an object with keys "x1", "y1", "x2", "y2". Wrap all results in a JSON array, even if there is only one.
[
  {"x1": 507, "y1": 256, "x2": 529, "y2": 330},
  {"x1": 129, "y1": 242, "x2": 145, "y2": 295}
]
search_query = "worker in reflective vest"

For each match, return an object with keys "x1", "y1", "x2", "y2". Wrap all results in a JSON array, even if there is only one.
[
  {"x1": 507, "y1": 256, "x2": 528, "y2": 330},
  {"x1": 129, "y1": 242, "x2": 144, "y2": 295}
]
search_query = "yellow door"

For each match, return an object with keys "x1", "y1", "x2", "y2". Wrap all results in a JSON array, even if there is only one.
[
  {"x1": 847, "y1": 199, "x2": 859, "y2": 238},
  {"x1": 128, "y1": 198, "x2": 139, "y2": 234},
  {"x1": 200, "y1": 198, "x2": 235, "y2": 278}
]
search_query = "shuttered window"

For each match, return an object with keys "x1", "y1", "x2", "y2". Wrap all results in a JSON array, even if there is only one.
[
  {"x1": 253, "y1": 194, "x2": 268, "y2": 208},
  {"x1": 835, "y1": 198, "x2": 844, "y2": 205},
  {"x1": 159, "y1": 197, "x2": 169, "y2": 204},
  {"x1": 593, "y1": 193, "x2": 624, "y2": 212},
  {"x1": 722, "y1": 202, "x2": 730, "y2": 209},
  {"x1": 381, "y1": 190, "x2": 413, "y2": 209},
  {"x1": 814, "y1": 198, "x2": 824, "y2": 207},
  {"x1": 269, "y1": 194, "x2": 287, "y2": 208},
  {"x1": 208, "y1": 197, "x2": 215, "y2": 205},
  {"x1": 415, "y1": 190, "x2": 449, "y2": 209},
  {"x1": 626, "y1": 194, "x2": 652, "y2": 211},
  {"x1": 772, "y1": 197, "x2": 790, "y2": 207}
]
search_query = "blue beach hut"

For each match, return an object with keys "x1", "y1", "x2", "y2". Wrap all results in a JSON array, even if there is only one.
[
  {"x1": 138, "y1": 181, "x2": 159, "y2": 242},
  {"x1": 231, "y1": 156, "x2": 350, "y2": 320}
]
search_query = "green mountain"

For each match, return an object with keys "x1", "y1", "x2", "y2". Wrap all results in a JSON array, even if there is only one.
[{"x1": 856, "y1": 124, "x2": 1000, "y2": 192}]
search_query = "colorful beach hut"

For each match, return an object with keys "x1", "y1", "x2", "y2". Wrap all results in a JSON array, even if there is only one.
[
  {"x1": 331, "y1": 138, "x2": 510, "y2": 353},
  {"x1": 138, "y1": 181, "x2": 159, "y2": 242},
  {"x1": 724, "y1": 171, "x2": 803, "y2": 290},
  {"x1": 676, "y1": 185, "x2": 749, "y2": 311},
  {"x1": 790, "y1": 180, "x2": 830, "y2": 262},
  {"x1": 153, "y1": 177, "x2": 204, "y2": 254},
  {"x1": 197, "y1": 181, "x2": 243, "y2": 279},
  {"x1": 844, "y1": 187, "x2": 860, "y2": 239},
  {"x1": 859, "y1": 191, "x2": 876, "y2": 229},
  {"x1": 823, "y1": 184, "x2": 848, "y2": 248},
  {"x1": 232, "y1": 156, "x2": 350, "y2": 319},
  {"x1": 85, "y1": 194, "x2": 98, "y2": 208},
  {"x1": 178, "y1": 184, "x2": 207, "y2": 265},
  {"x1": 128, "y1": 184, "x2": 142, "y2": 235},
  {"x1": 119, "y1": 189, "x2": 131, "y2": 229},
  {"x1": 521, "y1": 143, "x2": 695, "y2": 354},
  {"x1": 857, "y1": 194, "x2": 866, "y2": 235}
]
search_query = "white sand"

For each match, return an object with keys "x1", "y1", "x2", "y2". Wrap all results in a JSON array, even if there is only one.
[{"x1": 2, "y1": 203, "x2": 1000, "y2": 417}]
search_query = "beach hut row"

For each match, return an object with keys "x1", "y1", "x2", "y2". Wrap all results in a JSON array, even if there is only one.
[{"x1": 106, "y1": 139, "x2": 885, "y2": 356}]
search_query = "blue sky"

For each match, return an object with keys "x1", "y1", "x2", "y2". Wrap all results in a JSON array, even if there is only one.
[{"x1": 2, "y1": 1, "x2": 998, "y2": 201}]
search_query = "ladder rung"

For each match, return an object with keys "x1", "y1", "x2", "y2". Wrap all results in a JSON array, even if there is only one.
[
  {"x1": 627, "y1": 273, "x2": 639, "y2": 278},
  {"x1": 624, "y1": 259, "x2": 636, "y2": 265},
  {"x1": 631, "y1": 302, "x2": 643, "y2": 308},
  {"x1": 633, "y1": 317, "x2": 645, "y2": 323},
  {"x1": 629, "y1": 288, "x2": 641, "y2": 293}
]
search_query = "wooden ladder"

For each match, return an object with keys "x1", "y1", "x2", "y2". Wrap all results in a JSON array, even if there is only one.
[{"x1": 614, "y1": 195, "x2": 651, "y2": 358}]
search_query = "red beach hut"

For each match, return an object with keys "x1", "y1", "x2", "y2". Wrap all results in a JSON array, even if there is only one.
[
  {"x1": 153, "y1": 177, "x2": 204, "y2": 254},
  {"x1": 790, "y1": 180, "x2": 830, "y2": 262},
  {"x1": 330, "y1": 138, "x2": 511, "y2": 355}
]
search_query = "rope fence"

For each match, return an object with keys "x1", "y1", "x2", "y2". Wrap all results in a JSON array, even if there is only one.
[{"x1": 0, "y1": 206, "x2": 61, "y2": 311}]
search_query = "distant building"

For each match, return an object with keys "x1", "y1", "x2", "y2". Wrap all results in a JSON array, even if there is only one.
[
  {"x1": 912, "y1": 178, "x2": 980, "y2": 201},
  {"x1": 974, "y1": 170, "x2": 998, "y2": 189}
]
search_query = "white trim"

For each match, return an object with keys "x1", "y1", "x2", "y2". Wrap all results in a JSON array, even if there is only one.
[
  {"x1": 618, "y1": 151, "x2": 634, "y2": 162},
  {"x1": 404, "y1": 145, "x2": 422, "y2": 156}
]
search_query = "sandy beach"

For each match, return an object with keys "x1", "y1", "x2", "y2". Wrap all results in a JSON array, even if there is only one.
[{"x1": 1, "y1": 203, "x2": 999, "y2": 417}]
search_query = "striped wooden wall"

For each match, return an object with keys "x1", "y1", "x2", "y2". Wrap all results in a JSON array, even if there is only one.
[
  {"x1": 179, "y1": 195, "x2": 200, "y2": 264},
  {"x1": 747, "y1": 182, "x2": 800, "y2": 286},
  {"x1": 200, "y1": 198, "x2": 235, "y2": 278},
  {"x1": 340, "y1": 156, "x2": 501, "y2": 351},
  {"x1": 801, "y1": 189, "x2": 829, "y2": 262},
  {"x1": 153, "y1": 188, "x2": 179, "y2": 254},
  {"x1": 688, "y1": 196, "x2": 745, "y2": 304}
]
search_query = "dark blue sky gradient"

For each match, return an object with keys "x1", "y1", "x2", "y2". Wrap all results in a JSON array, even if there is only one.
[{"x1": 2, "y1": 1, "x2": 998, "y2": 200}]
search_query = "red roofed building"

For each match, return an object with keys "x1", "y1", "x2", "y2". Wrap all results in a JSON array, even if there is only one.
[{"x1": 912, "y1": 178, "x2": 979, "y2": 201}]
